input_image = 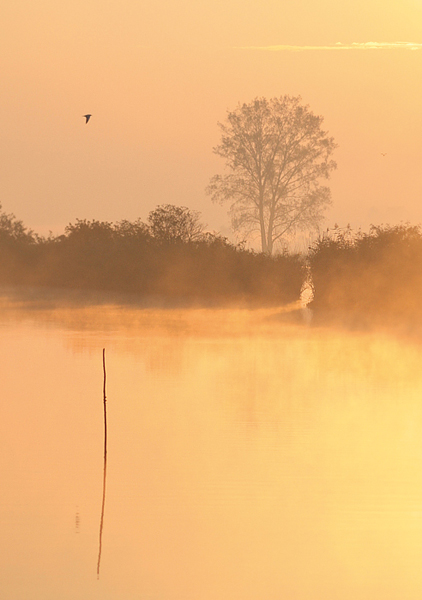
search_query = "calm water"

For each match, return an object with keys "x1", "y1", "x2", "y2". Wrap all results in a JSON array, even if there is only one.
[{"x1": 2, "y1": 300, "x2": 422, "y2": 599}]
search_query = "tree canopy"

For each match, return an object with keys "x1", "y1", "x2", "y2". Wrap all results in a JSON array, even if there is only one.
[
  {"x1": 0, "y1": 202, "x2": 35, "y2": 244},
  {"x1": 147, "y1": 204, "x2": 205, "y2": 244},
  {"x1": 207, "y1": 96, "x2": 337, "y2": 254}
]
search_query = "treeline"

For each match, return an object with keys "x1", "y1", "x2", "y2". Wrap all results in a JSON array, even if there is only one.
[
  {"x1": 0, "y1": 204, "x2": 304, "y2": 306},
  {"x1": 309, "y1": 224, "x2": 422, "y2": 331},
  {"x1": 4, "y1": 201, "x2": 422, "y2": 326}
]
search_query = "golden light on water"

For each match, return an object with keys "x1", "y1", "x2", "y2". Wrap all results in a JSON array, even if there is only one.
[
  {"x1": 2, "y1": 301, "x2": 422, "y2": 598},
  {"x1": 3, "y1": 0, "x2": 422, "y2": 597}
]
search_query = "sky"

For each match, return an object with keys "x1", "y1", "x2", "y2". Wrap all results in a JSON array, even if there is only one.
[{"x1": 2, "y1": 0, "x2": 422, "y2": 244}]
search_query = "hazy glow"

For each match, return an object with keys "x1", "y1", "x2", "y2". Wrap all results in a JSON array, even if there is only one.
[
  {"x1": 2, "y1": 302, "x2": 422, "y2": 598},
  {"x1": 2, "y1": 0, "x2": 422, "y2": 239}
]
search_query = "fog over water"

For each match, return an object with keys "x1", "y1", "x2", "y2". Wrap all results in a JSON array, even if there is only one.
[{"x1": 2, "y1": 297, "x2": 422, "y2": 599}]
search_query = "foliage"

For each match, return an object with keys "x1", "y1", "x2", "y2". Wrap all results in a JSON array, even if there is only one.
[
  {"x1": 309, "y1": 223, "x2": 422, "y2": 330},
  {"x1": 147, "y1": 204, "x2": 205, "y2": 244},
  {"x1": 207, "y1": 96, "x2": 337, "y2": 254},
  {"x1": 0, "y1": 204, "x2": 304, "y2": 306},
  {"x1": 0, "y1": 203, "x2": 36, "y2": 283},
  {"x1": 0, "y1": 202, "x2": 35, "y2": 244}
]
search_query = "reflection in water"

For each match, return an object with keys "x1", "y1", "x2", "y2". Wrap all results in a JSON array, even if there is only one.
[
  {"x1": 75, "y1": 507, "x2": 80, "y2": 533},
  {"x1": 1, "y1": 300, "x2": 422, "y2": 599},
  {"x1": 97, "y1": 349, "x2": 108, "y2": 579}
]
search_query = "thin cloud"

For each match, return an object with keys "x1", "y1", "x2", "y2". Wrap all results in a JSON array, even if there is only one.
[{"x1": 237, "y1": 42, "x2": 422, "y2": 51}]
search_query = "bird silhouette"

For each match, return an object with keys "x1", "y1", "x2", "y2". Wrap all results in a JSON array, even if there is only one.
[
  {"x1": 83, "y1": 114, "x2": 92, "y2": 124},
  {"x1": 381, "y1": 152, "x2": 387, "y2": 156}
]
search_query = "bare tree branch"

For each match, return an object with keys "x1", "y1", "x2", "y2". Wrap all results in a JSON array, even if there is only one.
[{"x1": 206, "y1": 96, "x2": 337, "y2": 253}]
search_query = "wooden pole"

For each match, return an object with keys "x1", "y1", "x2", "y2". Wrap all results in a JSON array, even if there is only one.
[{"x1": 97, "y1": 348, "x2": 107, "y2": 579}]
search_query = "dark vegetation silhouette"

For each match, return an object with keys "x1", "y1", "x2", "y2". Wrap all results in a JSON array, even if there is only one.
[
  {"x1": 309, "y1": 224, "x2": 422, "y2": 331},
  {"x1": 0, "y1": 203, "x2": 304, "y2": 307},
  {"x1": 5, "y1": 200, "x2": 422, "y2": 328}
]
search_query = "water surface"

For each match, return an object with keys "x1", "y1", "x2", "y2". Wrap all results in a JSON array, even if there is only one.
[{"x1": 1, "y1": 300, "x2": 422, "y2": 599}]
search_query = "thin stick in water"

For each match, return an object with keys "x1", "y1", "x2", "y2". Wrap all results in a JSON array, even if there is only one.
[{"x1": 97, "y1": 348, "x2": 107, "y2": 579}]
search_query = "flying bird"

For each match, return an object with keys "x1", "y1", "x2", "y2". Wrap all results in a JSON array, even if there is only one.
[
  {"x1": 83, "y1": 114, "x2": 92, "y2": 124},
  {"x1": 381, "y1": 152, "x2": 387, "y2": 156}
]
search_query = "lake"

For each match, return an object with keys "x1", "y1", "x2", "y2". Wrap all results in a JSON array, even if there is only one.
[{"x1": 1, "y1": 297, "x2": 422, "y2": 600}]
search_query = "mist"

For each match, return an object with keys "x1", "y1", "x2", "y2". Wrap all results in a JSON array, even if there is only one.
[
  {"x1": 5, "y1": 0, "x2": 422, "y2": 596},
  {"x1": 2, "y1": 199, "x2": 422, "y2": 342},
  {"x1": 2, "y1": 201, "x2": 422, "y2": 599},
  {"x1": 2, "y1": 290, "x2": 422, "y2": 599}
]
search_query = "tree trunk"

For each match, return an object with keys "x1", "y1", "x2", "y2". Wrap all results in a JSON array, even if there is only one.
[
  {"x1": 266, "y1": 201, "x2": 276, "y2": 255},
  {"x1": 258, "y1": 191, "x2": 267, "y2": 253}
]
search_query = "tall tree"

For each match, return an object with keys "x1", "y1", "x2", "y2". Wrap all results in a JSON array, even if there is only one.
[{"x1": 206, "y1": 96, "x2": 337, "y2": 253}]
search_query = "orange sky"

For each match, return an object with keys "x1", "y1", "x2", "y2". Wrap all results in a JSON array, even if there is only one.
[{"x1": 2, "y1": 0, "x2": 422, "y2": 243}]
